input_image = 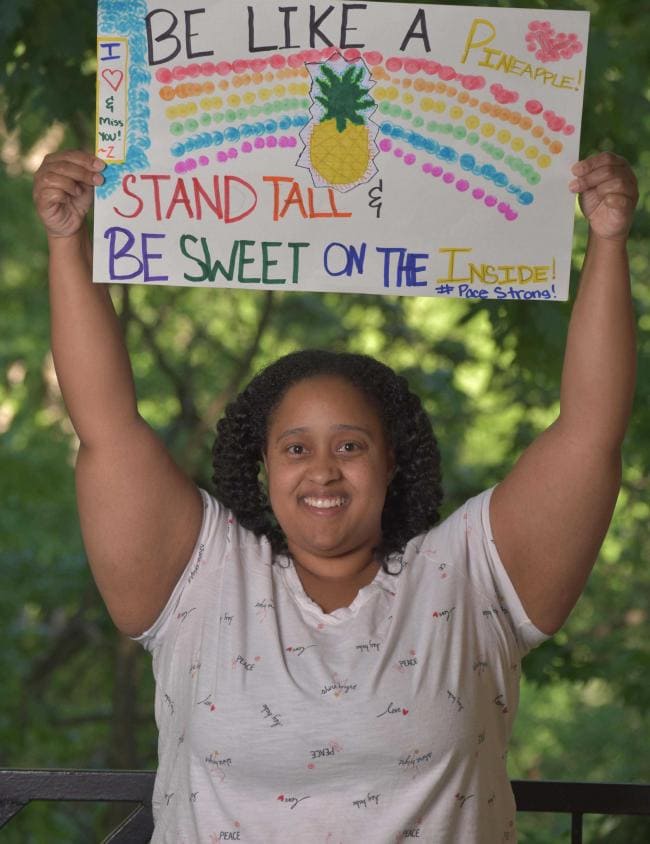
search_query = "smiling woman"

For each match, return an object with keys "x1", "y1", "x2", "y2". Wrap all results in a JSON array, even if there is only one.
[
  {"x1": 32, "y1": 148, "x2": 638, "y2": 842},
  {"x1": 147, "y1": 348, "x2": 555, "y2": 842}
]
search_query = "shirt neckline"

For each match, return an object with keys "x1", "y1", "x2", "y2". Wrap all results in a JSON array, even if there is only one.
[{"x1": 276, "y1": 555, "x2": 402, "y2": 625}]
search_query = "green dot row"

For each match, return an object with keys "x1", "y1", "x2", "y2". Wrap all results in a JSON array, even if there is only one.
[
  {"x1": 377, "y1": 100, "x2": 541, "y2": 185},
  {"x1": 170, "y1": 97, "x2": 311, "y2": 137},
  {"x1": 483, "y1": 145, "x2": 542, "y2": 185}
]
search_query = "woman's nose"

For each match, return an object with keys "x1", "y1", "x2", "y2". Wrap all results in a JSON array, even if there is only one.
[{"x1": 307, "y1": 451, "x2": 342, "y2": 483}]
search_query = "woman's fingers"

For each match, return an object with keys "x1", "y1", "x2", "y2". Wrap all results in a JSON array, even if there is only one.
[
  {"x1": 33, "y1": 150, "x2": 104, "y2": 236},
  {"x1": 568, "y1": 152, "x2": 638, "y2": 240},
  {"x1": 37, "y1": 172, "x2": 88, "y2": 202},
  {"x1": 42, "y1": 149, "x2": 105, "y2": 173},
  {"x1": 36, "y1": 158, "x2": 103, "y2": 192},
  {"x1": 569, "y1": 153, "x2": 637, "y2": 198}
]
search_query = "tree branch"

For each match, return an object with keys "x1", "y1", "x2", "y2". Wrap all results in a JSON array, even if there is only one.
[
  {"x1": 201, "y1": 290, "x2": 276, "y2": 428},
  {"x1": 25, "y1": 583, "x2": 104, "y2": 692},
  {"x1": 127, "y1": 307, "x2": 201, "y2": 439}
]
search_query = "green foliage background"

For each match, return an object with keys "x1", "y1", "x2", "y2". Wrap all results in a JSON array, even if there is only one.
[{"x1": 1, "y1": 1, "x2": 648, "y2": 841}]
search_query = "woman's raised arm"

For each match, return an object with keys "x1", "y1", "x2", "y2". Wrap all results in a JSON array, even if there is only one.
[
  {"x1": 34, "y1": 150, "x2": 203, "y2": 635},
  {"x1": 490, "y1": 152, "x2": 638, "y2": 635}
]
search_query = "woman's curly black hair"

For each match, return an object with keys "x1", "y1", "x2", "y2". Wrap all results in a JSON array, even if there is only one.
[{"x1": 212, "y1": 349, "x2": 443, "y2": 572}]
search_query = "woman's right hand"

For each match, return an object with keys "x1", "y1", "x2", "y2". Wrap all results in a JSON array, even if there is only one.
[{"x1": 33, "y1": 150, "x2": 105, "y2": 239}]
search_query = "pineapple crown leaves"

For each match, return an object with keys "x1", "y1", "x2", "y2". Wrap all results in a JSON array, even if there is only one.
[{"x1": 314, "y1": 63, "x2": 375, "y2": 133}]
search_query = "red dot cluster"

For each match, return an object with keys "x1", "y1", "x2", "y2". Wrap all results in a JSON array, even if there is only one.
[
  {"x1": 525, "y1": 21, "x2": 583, "y2": 63},
  {"x1": 524, "y1": 100, "x2": 574, "y2": 135},
  {"x1": 525, "y1": 99, "x2": 543, "y2": 115},
  {"x1": 490, "y1": 83, "x2": 519, "y2": 105},
  {"x1": 542, "y1": 109, "x2": 575, "y2": 135}
]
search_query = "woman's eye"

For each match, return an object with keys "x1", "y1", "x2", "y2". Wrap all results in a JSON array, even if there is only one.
[
  {"x1": 287, "y1": 444, "x2": 305, "y2": 456},
  {"x1": 338, "y1": 441, "x2": 361, "y2": 453}
]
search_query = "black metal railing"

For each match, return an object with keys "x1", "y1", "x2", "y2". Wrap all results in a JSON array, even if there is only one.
[
  {"x1": 513, "y1": 779, "x2": 650, "y2": 843},
  {"x1": 0, "y1": 770, "x2": 153, "y2": 844},
  {"x1": 1, "y1": 769, "x2": 649, "y2": 843}
]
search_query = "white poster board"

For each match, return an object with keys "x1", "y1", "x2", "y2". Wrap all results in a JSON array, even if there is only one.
[{"x1": 94, "y1": 1, "x2": 589, "y2": 300}]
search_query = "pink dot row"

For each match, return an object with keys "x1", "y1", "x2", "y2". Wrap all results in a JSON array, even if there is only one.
[
  {"x1": 378, "y1": 138, "x2": 416, "y2": 165},
  {"x1": 240, "y1": 135, "x2": 298, "y2": 151},
  {"x1": 175, "y1": 153, "x2": 235, "y2": 173},
  {"x1": 378, "y1": 138, "x2": 518, "y2": 221},
  {"x1": 423, "y1": 166, "x2": 519, "y2": 221},
  {"x1": 173, "y1": 136, "x2": 297, "y2": 173}
]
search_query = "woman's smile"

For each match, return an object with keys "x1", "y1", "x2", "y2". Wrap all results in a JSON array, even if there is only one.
[{"x1": 301, "y1": 495, "x2": 349, "y2": 511}]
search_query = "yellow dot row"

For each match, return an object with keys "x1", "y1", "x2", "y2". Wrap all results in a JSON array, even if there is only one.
[
  {"x1": 165, "y1": 102, "x2": 199, "y2": 119},
  {"x1": 418, "y1": 96, "x2": 448, "y2": 113},
  {"x1": 164, "y1": 82, "x2": 311, "y2": 119},
  {"x1": 374, "y1": 86, "x2": 400, "y2": 101}
]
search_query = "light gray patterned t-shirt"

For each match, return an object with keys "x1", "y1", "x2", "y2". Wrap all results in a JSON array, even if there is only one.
[{"x1": 135, "y1": 487, "x2": 547, "y2": 843}]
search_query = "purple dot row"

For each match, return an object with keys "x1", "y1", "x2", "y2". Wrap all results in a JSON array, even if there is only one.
[
  {"x1": 174, "y1": 135, "x2": 298, "y2": 173},
  {"x1": 379, "y1": 138, "x2": 518, "y2": 222},
  {"x1": 173, "y1": 134, "x2": 516, "y2": 222}
]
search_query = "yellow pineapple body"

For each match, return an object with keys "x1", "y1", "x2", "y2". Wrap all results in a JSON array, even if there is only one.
[
  {"x1": 298, "y1": 57, "x2": 378, "y2": 192},
  {"x1": 309, "y1": 119, "x2": 370, "y2": 186}
]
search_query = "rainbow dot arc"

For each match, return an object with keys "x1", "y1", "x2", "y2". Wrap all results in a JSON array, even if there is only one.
[{"x1": 153, "y1": 48, "x2": 569, "y2": 221}]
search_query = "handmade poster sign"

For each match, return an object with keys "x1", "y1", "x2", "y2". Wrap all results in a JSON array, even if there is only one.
[{"x1": 94, "y1": 1, "x2": 589, "y2": 300}]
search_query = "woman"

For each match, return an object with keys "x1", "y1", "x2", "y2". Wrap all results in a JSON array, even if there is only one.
[{"x1": 33, "y1": 149, "x2": 637, "y2": 842}]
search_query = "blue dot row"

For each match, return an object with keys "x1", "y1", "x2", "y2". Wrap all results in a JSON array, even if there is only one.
[
  {"x1": 171, "y1": 114, "x2": 309, "y2": 158},
  {"x1": 378, "y1": 122, "x2": 534, "y2": 205},
  {"x1": 459, "y1": 155, "x2": 534, "y2": 204},
  {"x1": 379, "y1": 122, "x2": 452, "y2": 158}
]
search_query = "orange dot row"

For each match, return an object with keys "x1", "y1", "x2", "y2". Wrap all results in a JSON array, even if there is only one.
[
  {"x1": 371, "y1": 66, "x2": 391, "y2": 81},
  {"x1": 158, "y1": 68, "x2": 310, "y2": 99},
  {"x1": 159, "y1": 82, "x2": 216, "y2": 101},
  {"x1": 231, "y1": 66, "x2": 309, "y2": 87}
]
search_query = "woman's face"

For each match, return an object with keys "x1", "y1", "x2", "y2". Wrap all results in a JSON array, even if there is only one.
[{"x1": 264, "y1": 375, "x2": 394, "y2": 571}]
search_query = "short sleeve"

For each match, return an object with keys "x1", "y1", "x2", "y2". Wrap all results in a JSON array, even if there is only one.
[
  {"x1": 132, "y1": 489, "x2": 228, "y2": 652},
  {"x1": 464, "y1": 487, "x2": 550, "y2": 655}
]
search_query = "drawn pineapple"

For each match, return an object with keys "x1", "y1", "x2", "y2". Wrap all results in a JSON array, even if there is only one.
[{"x1": 298, "y1": 57, "x2": 378, "y2": 192}]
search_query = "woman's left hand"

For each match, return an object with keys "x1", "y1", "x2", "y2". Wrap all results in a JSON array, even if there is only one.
[{"x1": 569, "y1": 151, "x2": 638, "y2": 242}]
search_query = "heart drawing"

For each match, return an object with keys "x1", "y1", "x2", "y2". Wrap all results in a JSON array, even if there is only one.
[
  {"x1": 525, "y1": 21, "x2": 583, "y2": 64},
  {"x1": 101, "y1": 68, "x2": 124, "y2": 92}
]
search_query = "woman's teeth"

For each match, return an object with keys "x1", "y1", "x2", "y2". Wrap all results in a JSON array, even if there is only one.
[{"x1": 303, "y1": 497, "x2": 346, "y2": 509}]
